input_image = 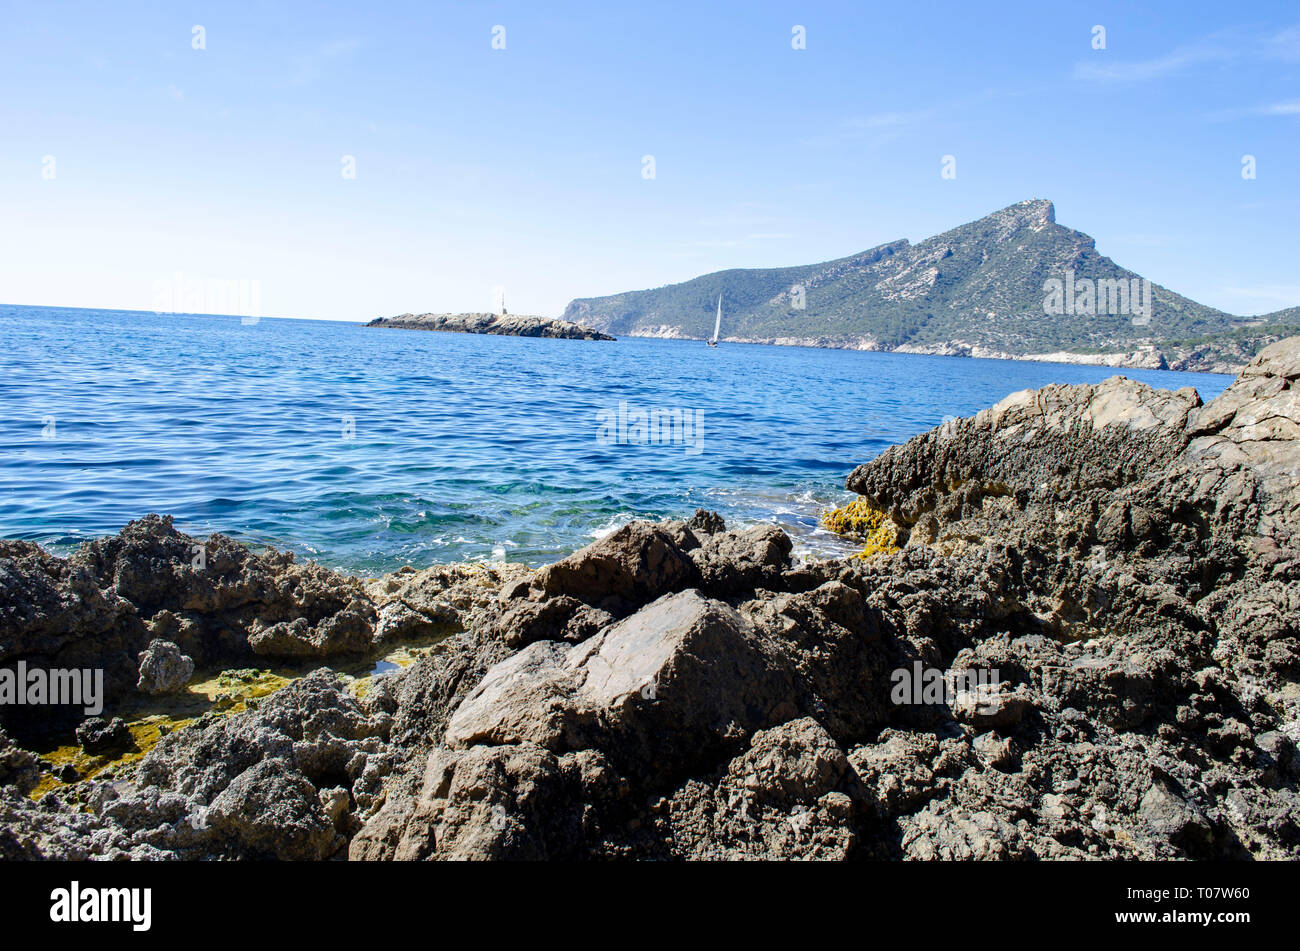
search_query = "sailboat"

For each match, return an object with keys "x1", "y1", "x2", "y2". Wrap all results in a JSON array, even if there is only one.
[{"x1": 707, "y1": 293, "x2": 722, "y2": 347}]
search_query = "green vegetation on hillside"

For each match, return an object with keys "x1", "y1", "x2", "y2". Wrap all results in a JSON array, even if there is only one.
[{"x1": 564, "y1": 200, "x2": 1283, "y2": 366}]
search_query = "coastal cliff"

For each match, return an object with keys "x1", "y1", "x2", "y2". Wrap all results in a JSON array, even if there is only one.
[
  {"x1": 3, "y1": 338, "x2": 1298, "y2": 860},
  {"x1": 367, "y1": 312, "x2": 615, "y2": 341}
]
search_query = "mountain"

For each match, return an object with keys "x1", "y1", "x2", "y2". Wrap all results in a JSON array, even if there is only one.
[{"x1": 562, "y1": 200, "x2": 1295, "y2": 373}]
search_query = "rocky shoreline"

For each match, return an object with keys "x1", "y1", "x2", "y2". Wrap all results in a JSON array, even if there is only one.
[
  {"x1": 612, "y1": 328, "x2": 1249, "y2": 374},
  {"x1": 367, "y1": 312, "x2": 615, "y2": 341},
  {"x1": 2, "y1": 338, "x2": 1297, "y2": 860}
]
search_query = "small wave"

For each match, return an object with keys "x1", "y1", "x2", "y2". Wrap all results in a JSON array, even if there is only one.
[{"x1": 588, "y1": 514, "x2": 636, "y2": 540}]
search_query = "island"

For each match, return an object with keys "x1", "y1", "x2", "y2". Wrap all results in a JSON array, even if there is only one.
[
  {"x1": 562, "y1": 199, "x2": 1299, "y2": 373},
  {"x1": 366, "y1": 312, "x2": 615, "y2": 341}
]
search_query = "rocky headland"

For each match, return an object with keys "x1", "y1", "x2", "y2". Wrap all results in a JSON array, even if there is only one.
[
  {"x1": 2, "y1": 338, "x2": 1298, "y2": 860},
  {"x1": 367, "y1": 313, "x2": 615, "y2": 341},
  {"x1": 564, "y1": 200, "x2": 1297, "y2": 374}
]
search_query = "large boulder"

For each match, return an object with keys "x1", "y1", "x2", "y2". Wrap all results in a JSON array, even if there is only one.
[
  {"x1": 846, "y1": 376, "x2": 1202, "y2": 532},
  {"x1": 532, "y1": 522, "x2": 700, "y2": 614},
  {"x1": 448, "y1": 590, "x2": 796, "y2": 783}
]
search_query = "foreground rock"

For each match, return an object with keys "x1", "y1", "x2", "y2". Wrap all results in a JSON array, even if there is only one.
[
  {"x1": 1, "y1": 672, "x2": 392, "y2": 859},
  {"x1": 136, "y1": 639, "x2": 194, "y2": 695},
  {"x1": 3, "y1": 338, "x2": 1299, "y2": 860},
  {"x1": 0, "y1": 516, "x2": 375, "y2": 738},
  {"x1": 0, "y1": 518, "x2": 523, "y2": 739},
  {"x1": 366, "y1": 313, "x2": 615, "y2": 341}
]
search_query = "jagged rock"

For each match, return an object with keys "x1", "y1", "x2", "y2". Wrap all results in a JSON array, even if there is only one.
[
  {"x1": 494, "y1": 595, "x2": 614, "y2": 650},
  {"x1": 206, "y1": 758, "x2": 343, "y2": 860},
  {"x1": 849, "y1": 728, "x2": 970, "y2": 818},
  {"x1": 0, "y1": 515, "x2": 383, "y2": 733},
  {"x1": 533, "y1": 522, "x2": 701, "y2": 615},
  {"x1": 972, "y1": 732, "x2": 1017, "y2": 770},
  {"x1": 1139, "y1": 778, "x2": 1213, "y2": 849},
  {"x1": 448, "y1": 590, "x2": 796, "y2": 783},
  {"x1": 724, "y1": 717, "x2": 847, "y2": 808},
  {"x1": 365, "y1": 562, "x2": 529, "y2": 644},
  {"x1": 686, "y1": 509, "x2": 727, "y2": 535},
  {"x1": 136, "y1": 639, "x2": 194, "y2": 695},
  {"x1": 690, "y1": 524, "x2": 792, "y2": 594},
  {"x1": 948, "y1": 681, "x2": 1032, "y2": 731},
  {"x1": 247, "y1": 608, "x2": 374, "y2": 657},
  {"x1": 0, "y1": 727, "x2": 39, "y2": 793},
  {"x1": 846, "y1": 375, "x2": 1201, "y2": 531},
  {"x1": 901, "y1": 802, "x2": 1037, "y2": 860},
  {"x1": 75, "y1": 717, "x2": 133, "y2": 756},
  {"x1": 319, "y1": 786, "x2": 351, "y2": 828},
  {"x1": 0, "y1": 671, "x2": 399, "y2": 861}
]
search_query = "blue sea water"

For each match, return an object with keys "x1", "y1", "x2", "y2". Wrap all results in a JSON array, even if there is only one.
[{"x1": 0, "y1": 305, "x2": 1232, "y2": 574}]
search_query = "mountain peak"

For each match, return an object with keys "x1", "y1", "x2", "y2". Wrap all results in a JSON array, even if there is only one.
[
  {"x1": 992, "y1": 198, "x2": 1055, "y2": 229},
  {"x1": 562, "y1": 199, "x2": 1253, "y2": 364}
]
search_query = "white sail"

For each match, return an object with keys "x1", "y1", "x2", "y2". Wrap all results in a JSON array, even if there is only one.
[{"x1": 712, "y1": 294, "x2": 722, "y2": 343}]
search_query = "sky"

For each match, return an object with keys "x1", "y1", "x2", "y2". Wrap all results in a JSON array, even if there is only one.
[{"x1": 1, "y1": 0, "x2": 1297, "y2": 321}]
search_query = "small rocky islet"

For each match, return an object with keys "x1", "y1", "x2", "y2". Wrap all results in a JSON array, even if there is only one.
[
  {"x1": 2, "y1": 338, "x2": 1298, "y2": 860},
  {"x1": 366, "y1": 312, "x2": 615, "y2": 340}
]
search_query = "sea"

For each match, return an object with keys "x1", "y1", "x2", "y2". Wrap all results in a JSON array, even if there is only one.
[{"x1": 0, "y1": 305, "x2": 1232, "y2": 575}]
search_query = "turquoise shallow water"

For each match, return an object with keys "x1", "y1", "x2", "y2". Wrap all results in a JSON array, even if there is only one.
[{"x1": 0, "y1": 304, "x2": 1231, "y2": 574}]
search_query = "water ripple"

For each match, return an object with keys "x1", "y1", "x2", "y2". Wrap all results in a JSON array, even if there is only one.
[{"x1": 0, "y1": 305, "x2": 1232, "y2": 572}]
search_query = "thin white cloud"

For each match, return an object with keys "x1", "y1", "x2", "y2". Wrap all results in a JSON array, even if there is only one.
[
  {"x1": 1205, "y1": 99, "x2": 1300, "y2": 122},
  {"x1": 1265, "y1": 25, "x2": 1300, "y2": 60},
  {"x1": 1076, "y1": 24, "x2": 1300, "y2": 83},
  {"x1": 1073, "y1": 44, "x2": 1232, "y2": 82},
  {"x1": 802, "y1": 110, "x2": 932, "y2": 149},
  {"x1": 841, "y1": 111, "x2": 931, "y2": 131},
  {"x1": 1256, "y1": 100, "x2": 1300, "y2": 115}
]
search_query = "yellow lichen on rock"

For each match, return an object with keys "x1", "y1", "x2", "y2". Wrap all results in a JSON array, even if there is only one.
[
  {"x1": 820, "y1": 497, "x2": 901, "y2": 560},
  {"x1": 191, "y1": 668, "x2": 293, "y2": 712},
  {"x1": 28, "y1": 714, "x2": 196, "y2": 801},
  {"x1": 856, "y1": 520, "x2": 901, "y2": 560},
  {"x1": 26, "y1": 668, "x2": 296, "y2": 801},
  {"x1": 346, "y1": 641, "x2": 443, "y2": 699},
  {"x1": 821, "y1": 497, "x2": 886, "y2": 535}
]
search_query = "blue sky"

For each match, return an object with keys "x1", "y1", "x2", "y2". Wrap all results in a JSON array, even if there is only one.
[{"x1": 1, "y1": 0, "x2": 1297, "y2": 321}]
